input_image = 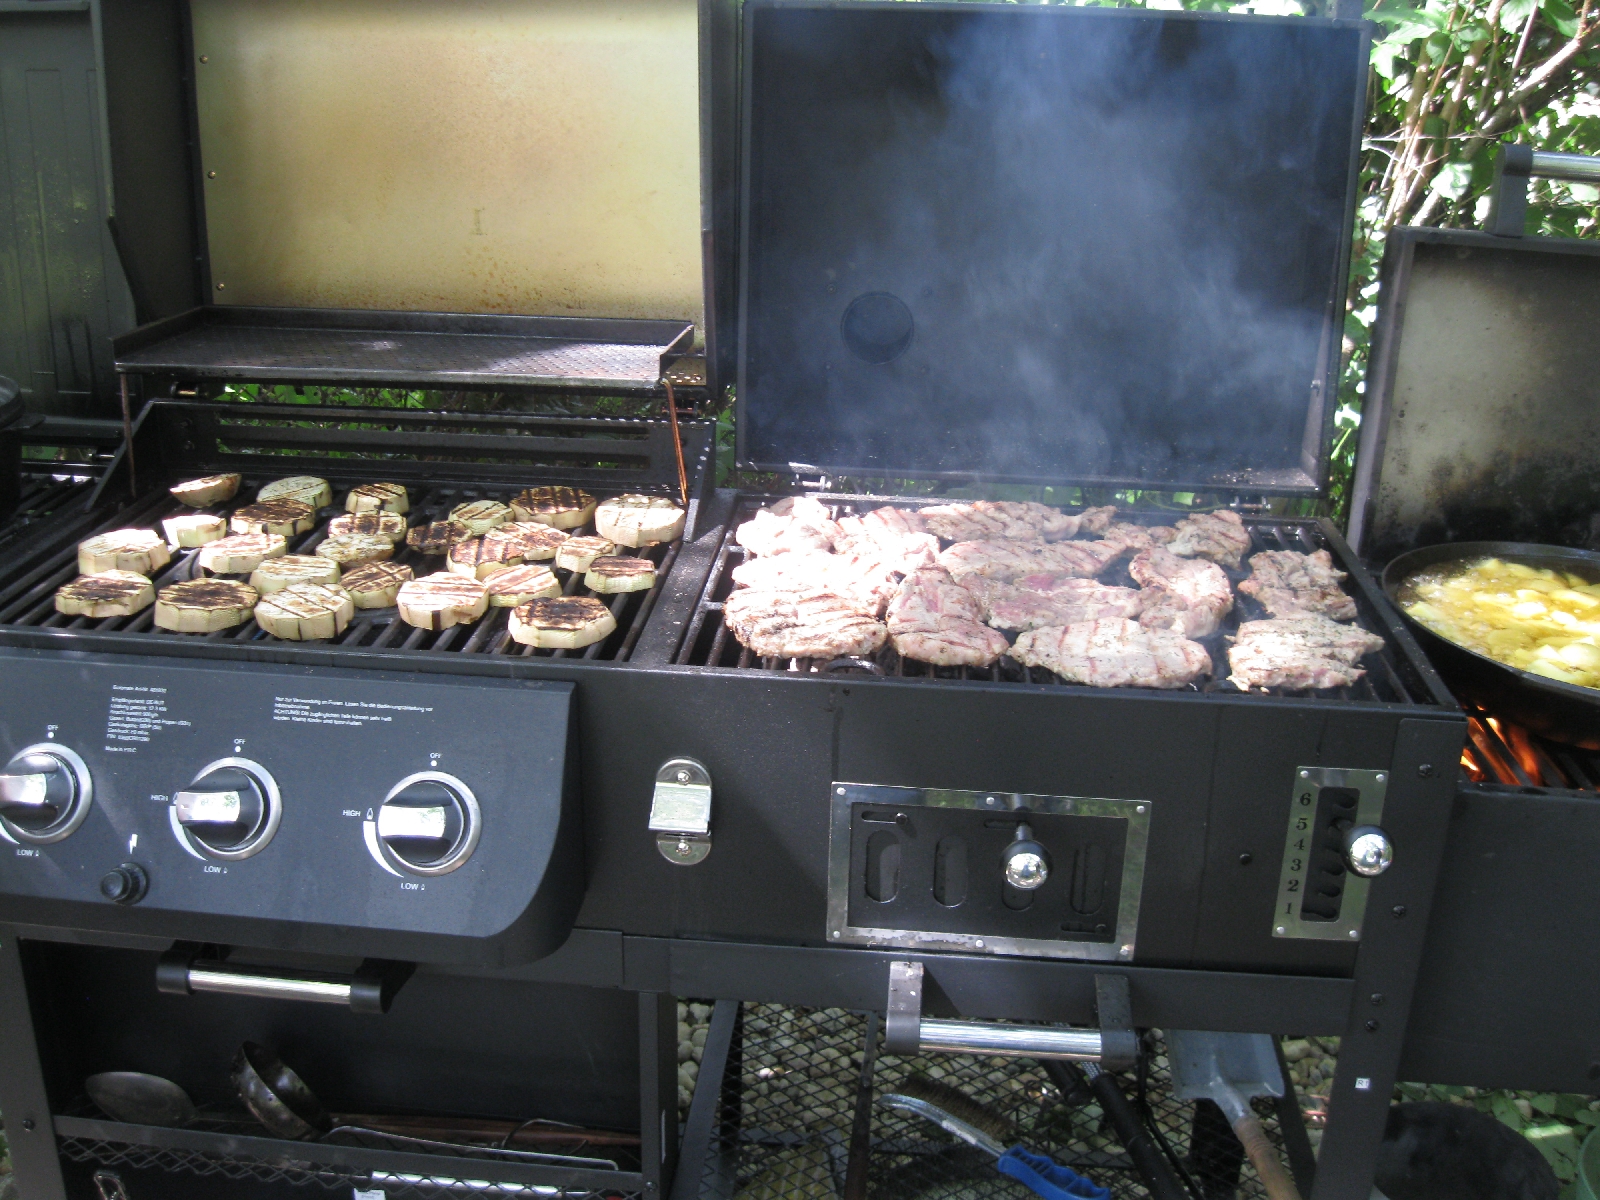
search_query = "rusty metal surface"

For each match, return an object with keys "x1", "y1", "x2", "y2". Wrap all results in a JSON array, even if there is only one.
[
  {"x1": 189, "y1": 0, "x2": 703, "y2": 327},
  {"x1": 1353, "y1": 232, "x2": 1600, "y2": 562}
]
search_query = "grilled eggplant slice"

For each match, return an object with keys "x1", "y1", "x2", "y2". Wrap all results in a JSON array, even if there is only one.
[
  {"x1": 509, "y1": 486, "x2": 597, "y2": 530},
  {"x1": 595, "y1": 494, "x2": 685, "y2": 547},
  {"x1": 397, "y1": 573, "x2": 489, "y2": 630},
  {"x1": 154, "y1": 579, "x2": 258, "y2": 632},
  {"x1": 509, "y1": 596, "x2": 617, "y2": 649},
  {"x1": 554, "y1": 535, "x2": 618, "y2": 573},
  {"x1": 249, "y1": 555, "x2": 342, "y2": 594},
  {"x1": 485, "y1": 563, "x2": 562, "y2": 606},
  {"x1": 169, "y1": 473, "x2": 242, "y2": 507},
  {"x1": 447, "y1": 532, "x2": 524, "y2": 580},
  {"x1": 584, "y1": 555, "x2": 656, "y2": 594},
  {"x1": 340, "y1": 561, "x2": 414, "y2": 608},
  {"x1": 230, "y1": 499, "x2": 315, "y2": 537},
  {"x1": 198, "y1": 533, "x2": 288, "y2": 575},
  {"x1": 161, "y1": 513, "x2": 228, "y2": 549},
  {"x1": 345, "y1": 482, "x2": 409, "y2": 514},
  {"x1": 406, "y1": 520, "x2": 471, "y2": 556},
  {"x1": 78, "y1": 530, "x2": 172, "y2": 576},
  {"x1": 255, "y1": 582, "x2": 355, "y2": 641},
  {"x1": 503, "y1": 522, "x2": 569, "y2": 561},
  {"x1": 328, "y1": 511, "x2": 407, "y2": 542},
  {"x1": 448, "y1": 500, "x2": 512, "y2": 536},
  {"x1": 55, "y1": 571, "x2": 155, "y2": 618},
  {"x1": 315, "y1": 533, "x2": 396, "y2": 568},
  {"x1": 259, "y1": 475, "x2": 333, "y2": 509}
]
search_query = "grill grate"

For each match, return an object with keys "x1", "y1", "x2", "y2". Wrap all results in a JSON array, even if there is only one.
[
  {"x1": 0, "y1": 479, "x2": 677, "y2": 663},
  {"x1": 1460, "y1": 709, "x2": 1600, "y2": 793},
  {"x1": 696, "y1": 1004, "x2": 1299, "y2": 1200},
  {"x1": 677, "y1": 498, "x2": 1437, "y2": 705}
]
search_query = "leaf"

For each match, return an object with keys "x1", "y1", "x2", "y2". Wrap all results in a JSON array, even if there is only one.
[
  {"x1": 1573, "y1": 1110, "x2": 1600, "y2": 1126},
  {"x1": 1493, "y1": 1093, "x2": 1528, "y2": 1132},
  {"x1": 1541, "y1": 0, "x2": 1580, "y2": 38},
  {"x1": 1531, "y1": 1093, "x2": 1562, "y2": 1116},
  {"x1": 1499, "y1": 0, "x2": 1537, "y2": 30},
  {"x1": 1429, "y1": 161, "x2": 1475, "y2": 198}
]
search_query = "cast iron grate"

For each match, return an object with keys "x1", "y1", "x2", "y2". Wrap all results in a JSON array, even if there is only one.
[
  {"x1": 677, "y1": 499, "x2": 1438, "y2": 706},
  {"x1": 697, "y1": 1005, "x2": 1300, "y2": 1200},
  {"x1": 1460, "y1": 708, "x2": 1600, "y2": 793},
  {"x1": 0, "y1": 479, "x2": 678, "y2": 662}
]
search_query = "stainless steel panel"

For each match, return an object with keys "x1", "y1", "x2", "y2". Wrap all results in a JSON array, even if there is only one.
[{"x1": 190, "y1": 0, "x2": 703, "y2": 326}]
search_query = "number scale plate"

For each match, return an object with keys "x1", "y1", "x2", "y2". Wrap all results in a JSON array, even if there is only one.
[{"x1": 1273, "y1": 766, "x2": 1388, "y2": 942}]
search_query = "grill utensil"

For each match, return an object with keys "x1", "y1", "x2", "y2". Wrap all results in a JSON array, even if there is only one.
[{"x1": 1166, "y1": 1030, "x2": 1300, "y2": 1200}]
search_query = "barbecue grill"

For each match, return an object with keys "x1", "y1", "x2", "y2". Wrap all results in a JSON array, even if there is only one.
[
  {"x1": 1343, "y1": 214, "x2": 1600, "y2": 1100},
  {"x1": 0, "y1": 3, "x2": 1482, "y2": 1200}
]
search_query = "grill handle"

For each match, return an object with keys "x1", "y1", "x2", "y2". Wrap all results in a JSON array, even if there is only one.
[
  {"x1": 882, "y1": 961, "x2": 1137, "y2": 1070},
  {"x1": 1488, "y1": 144, "x2": 1600, "y2": 236},
  {"x1": 156, "y1": 945, "x2": 414, "y2": 1015}
]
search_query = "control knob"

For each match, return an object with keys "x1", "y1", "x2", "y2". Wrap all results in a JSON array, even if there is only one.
[
  {"x1": 100, "y1": 863, "x2": 149, "y2": 905},
  {"x1": 170, "y1": 757, "x2": 281, "y2": 860},
  {"x1": 1002, "y1": 823, "x2": 1051, "y2": 891},
  {"x1": 1343, "y1": 825, "x2": 1394, "y2": 877},
  {"x1": 366, "y1": 772, "x2": 480, "y2": 877},
  {"x1": 0, "y1": 744, "x2": 92, "y2": 844}
]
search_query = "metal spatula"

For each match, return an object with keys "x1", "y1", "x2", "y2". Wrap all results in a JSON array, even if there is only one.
[{"x1": 1166, "y1": 1030, "x2": 1302, "y2": 1200}]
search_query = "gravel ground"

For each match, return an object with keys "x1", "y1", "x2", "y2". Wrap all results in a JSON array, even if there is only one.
[{"x1": 679, "y1": 999, "x2": 716, "y2": 1117}]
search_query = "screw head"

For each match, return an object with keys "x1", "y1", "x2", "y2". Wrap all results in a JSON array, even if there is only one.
[
  {"x1": 1417, "y1": 763, "x2": 1435, "y2": 778},
  {"x1": 1365, "y1": 1019, "x2": 1380, "y2": 1032},
  {"x1": 198, "y1": 54, "x2": 209, "y2": 63},
  {"x1": 1376, "y1": 773, "x2": 1387, "y2": 783},
  {"x1": 1136, "y1": 804, "x2": 1147, "y2": 814},
  {"x1": 20, "y1": 1119, "x2": 34, "y2": 1132},
  {"x1": 837, "y1": 787, "x2": 846, "y2": 796},
  {"x1": 1348, "y1": 929, "x2": 1360, "y2": 938},
  {"x1": 1370, "y1": 993, "x2": 1385, "y2": 1006},
  {"x1": 676, "y1": 770, "x2": 691, "y2": 783},
  {"x1": 1239, "y1": 852, "x2": 1253, "y2": 866},
  {"x1": 976, "y1": 940, "x2": 985, "y2": 948},
  {"x1": 1275, "y1": 926, "x2": 1287, "y2": 935},
  {"x1": 1392, "y1": 904, "x2": 1407, "y2": 919},
  {"x1": 831, "y1": 930, "x2": 840, "y2": 938},
  {"x1": 1119, "y1": 944, "x2": 1133, "y2": 958},
  {"x1": 215, "y1": 282, "x2": 225, "y2": 289},
  {"x1": 207, "y1": 170, "x2": 217, "y2": 179},
  {"x1": 1300, "y1": 770, "x2": 1310, "y2": 778}
]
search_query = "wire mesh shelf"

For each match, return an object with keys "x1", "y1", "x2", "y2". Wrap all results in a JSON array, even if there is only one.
[{"x1": 696, "y1": 1004, "x2": 1301, "y2": 1200}]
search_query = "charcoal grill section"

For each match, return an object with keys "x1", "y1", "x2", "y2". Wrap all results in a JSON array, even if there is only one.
[
  {"x1": 0, "y1": 653, "x2": 581, "y2": 965},
  {"x1": 825, "y1": 784, "x2": 1148, "y2": 961},
  {"x1": 677, "y1": 496, "x2": 1447, "y2": 707}
]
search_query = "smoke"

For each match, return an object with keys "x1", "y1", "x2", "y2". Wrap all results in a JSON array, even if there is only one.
[{"x1": 739, "y1": 3, "x2": 1364, "y2": 491}]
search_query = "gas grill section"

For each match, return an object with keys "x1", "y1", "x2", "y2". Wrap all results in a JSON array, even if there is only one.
[
  {"x1": 0, "y1": 399, "x2": 716, "y2": 663},
  {"x1": 677, "y1": 497, "x2": 1442, "y2": 706},
  {"x1": 0, "y1": 481, "x2": 676, "y2": 662}
]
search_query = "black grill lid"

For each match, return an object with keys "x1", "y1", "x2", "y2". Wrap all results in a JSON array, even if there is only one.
[
  {"x1": 1349, "y1": 228, "x2": 1600, "y2": 564},
  {"x1": 736, "y1": 1, "x2": 1369, "y2": 493}
]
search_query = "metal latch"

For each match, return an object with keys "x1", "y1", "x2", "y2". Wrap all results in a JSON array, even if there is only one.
[
  {"x1": 882, "y1": 960, "x2": 1136, "y2": 1069},
  {"x1": 650, "y1": 757, "x2": 712, "y2": 865}
]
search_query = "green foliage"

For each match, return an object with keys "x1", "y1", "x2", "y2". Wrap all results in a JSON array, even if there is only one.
[{"x1": 1396, "y1": 1081, "x2": 1600, "y2": 1186}]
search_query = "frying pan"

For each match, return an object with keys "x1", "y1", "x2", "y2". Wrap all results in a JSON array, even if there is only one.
[{"x1": 1382, "y1": 541, "x2": 1600, "y2": 749}]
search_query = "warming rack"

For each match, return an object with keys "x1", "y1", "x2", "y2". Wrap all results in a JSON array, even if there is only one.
[{"x1": 114, "y1": 307, "x2": 698, "y2": 393}]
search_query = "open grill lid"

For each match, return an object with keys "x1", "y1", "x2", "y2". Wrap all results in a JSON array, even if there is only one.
[
  {"x1": 1348, "y1": 226, "x2": 1600, "y2": 565},
  {"x1": 735, "y1": 1, "x2": 1369, "y2": 495}
]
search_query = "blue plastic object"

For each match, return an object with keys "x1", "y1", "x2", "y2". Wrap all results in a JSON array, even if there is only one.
[{"x1": 996, "y1": 1145, "x2": 1111, "y2": 1200}]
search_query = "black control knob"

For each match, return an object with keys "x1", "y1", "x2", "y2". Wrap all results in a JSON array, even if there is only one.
[
  {"x1": 370, "y1": 773, "x2": 480, "y2": 876},
  {"x1": 100, "y1": 863, "x2": 149, "y2": 905},
  {"x1": 171, "y1": 758, "x2": 280, "y2": 860},
  {"x1": 0, "y1": 744, "x2": 92, "y2": 844}
]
